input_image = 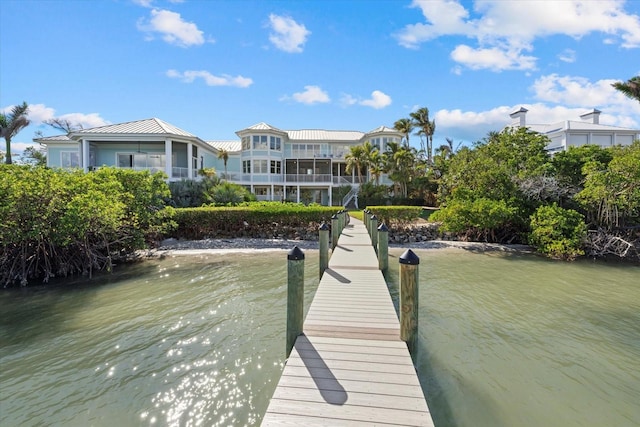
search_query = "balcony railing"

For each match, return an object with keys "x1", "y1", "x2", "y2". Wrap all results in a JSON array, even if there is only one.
[{"x1": 285, "y1": 174, "x2": 333, "y2": 183}]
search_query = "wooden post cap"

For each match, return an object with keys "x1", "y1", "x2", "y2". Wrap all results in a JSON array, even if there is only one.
[
  {"x1": 288, "y1": 246, "x2": 305, "y2": 260},
  {"x1": 378, "y1": 223, "x2": 388, "y2": 232},
  {"x1": 319, "y1": 222, "x2": 329, "y2": 231},
  {"x1": 399, "y1": 249, "x2": 419, "y2": 265}
]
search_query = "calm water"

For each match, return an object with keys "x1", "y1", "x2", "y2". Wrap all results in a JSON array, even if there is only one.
[{"x1": 1, "y1": 249, "x2": 639, "y2": 427}]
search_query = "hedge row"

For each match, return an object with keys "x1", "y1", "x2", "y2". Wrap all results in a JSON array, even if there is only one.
[
  {"x1": 173, "y1": 203, "x2": 341, "y2": 239},
  {"x1": 363, "y1": 206, "x2": 423, "y2": 226}
]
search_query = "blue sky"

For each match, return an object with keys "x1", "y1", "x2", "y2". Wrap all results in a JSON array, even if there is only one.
[{"x1": 2, "y1": 0, "x2": 640, "y2": 156}]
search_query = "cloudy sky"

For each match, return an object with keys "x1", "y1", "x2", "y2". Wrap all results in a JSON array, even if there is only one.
[{"x1": 2, "y1": 0, "x2": 639, "y2": 155}]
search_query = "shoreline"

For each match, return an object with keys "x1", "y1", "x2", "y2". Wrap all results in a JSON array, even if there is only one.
[{"x1": 145, "y1": 237, "x2": 535, "y2": 257}]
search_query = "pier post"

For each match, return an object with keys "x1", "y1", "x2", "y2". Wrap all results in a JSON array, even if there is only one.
[
  {"x1": 363, "y1": 209, "x2": 369, "y2": 233},
  {"x1": 378, "y1": 223, "x2": 388, "y2": 272},
  {"x1": 338, "y1": 210, "x2": 344, "y2": 233},
  {"x1": 287, "y1": 246, "x2": 305, "y2": 357},
  {"x1": 319, "y1": 223, "x2": 329, "y2": 278},
  {"x1": 331, "y1": 214, "x2": 339, "y2": 249},
  {"x1": 399, "y1": 249, "x2": 419, "y2": 355},
  {"x1": 370, "y1": 215, "x2": 378, "y2": 249},
  {"x1": 344, "y1": 209, "x2": 350, "y2": 226}
]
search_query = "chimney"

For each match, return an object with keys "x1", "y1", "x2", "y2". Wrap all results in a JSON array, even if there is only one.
[
  {"x1": 509, "y1": 107, "x2": 528, "y2": 127},
  {"x1": 580, "y1": 108, "x2": 601, "y2": 124}
]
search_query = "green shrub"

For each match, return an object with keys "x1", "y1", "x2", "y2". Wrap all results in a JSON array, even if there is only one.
[
  {"x1": 205, "y1": 182, "x2": 256, "y2": 206},
  {"x1": 169, "y1": 176, "x2": 220, "y2": 208},
  {"x1": 0, "y1": 165, "x2": 174, "y2": 287},
  {"x1": 173, "y1": 202, "x2": 339, "y2": 239},
  {"x1": 430, "y1": 198, "x2": 518, "y2": 242},
  {"x1": 529, "y1": 204, "x2": 586, "y2": 260},
  {"x1": 365, "y1": 206, "x2": 422, "y2": 225}
]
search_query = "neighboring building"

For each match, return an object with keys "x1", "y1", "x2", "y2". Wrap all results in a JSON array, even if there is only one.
[
  {"x1": 508, "y1": 107, "x2": 640, "y2": 153},
  {"x1": 36, "y1": 118, "x2": 403, "y2": 206}
]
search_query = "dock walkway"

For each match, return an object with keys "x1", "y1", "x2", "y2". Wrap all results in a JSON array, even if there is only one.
[{"x1": 261, "y1": 218, "x2": 434, "y2": 426}]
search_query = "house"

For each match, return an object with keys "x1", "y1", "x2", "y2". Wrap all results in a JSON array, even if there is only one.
[
  {"x1": 509, "y1": 107, "x2": 640, "y2": 153},
  {"x1": 36, "y1": 118, "x2": 403, "y2": 206}
]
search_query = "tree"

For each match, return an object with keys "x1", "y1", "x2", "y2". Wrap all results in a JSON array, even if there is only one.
[
  {"x1": 384, "y1": 141, "x2": 417, "y2": 198},
  {"x1": 393, "y1": 118, "x2": 414, "y2": 148},
  {"x1": 345, "y1": 144, "x2": 367, "y2": 184},
  {"x1": 44, "y1": 117, "x2": 83, "y2": 133},
  {"x1": 0, "y1": 102, "x2": 30, "y2": 164},
  {"x1": 20, "y1": 146, "x2": 47, "y2": 166},
  {"x1": 612, "y1": 76, "x2": 640, "y2": 103},
  {"x1": 410, "y1": 107, "x2": 436, "y2": 164},
  {"x1": 217, "y1": 149, "x2": 229, "y2": 179}
]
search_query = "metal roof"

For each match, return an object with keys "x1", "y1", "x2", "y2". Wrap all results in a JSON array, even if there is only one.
[
  {"x1": 33, "y1": 134, "x2": 72, "y2": 143},
  {"x1": 286, "y1": 129, "x2": 364, "y2": 141},
  {"x1": 73, "y1": 118, "x2": 196, "y2": 137},
  {"x1": 366, "y1": 125, "x2": 400, "y2": 134},
  {"x1": 206, "y1": 140, "x2": 242, "y2": 152},
  {"x1": 245, "y1": 122, "x2": 285, "y2": 132}
]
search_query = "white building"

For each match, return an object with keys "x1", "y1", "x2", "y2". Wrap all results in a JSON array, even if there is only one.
[
  {"x1": 36, "y1": 118, "x2": 402, "y2": 206},
  {"x1": 509, "y1": 107, "x2": 640, "y2": 153}
]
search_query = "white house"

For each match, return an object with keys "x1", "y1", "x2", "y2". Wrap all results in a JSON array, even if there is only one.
[
  {"x1": 509, "y1": 107, "x2": 640, "y2": 153},
  {"x1": 36, "y1": 118, "x2": 403, "y2": 206}
]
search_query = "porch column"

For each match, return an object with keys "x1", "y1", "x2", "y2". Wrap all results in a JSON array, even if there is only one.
[
  {"x1": 296, "y1": 185, "x2": 300, "y2": 203},
  {"x1": 165, "y1": 139, "x2": 172, "y2": 178},
  {"x1": 187, "y1": 143, "x2": 193, "y2": 179},
  {"x1": 82, "y1": 139, "x2": 90, "y2": 172},
  {"x1": 329, "y1": 186, "x2": 332, "y2": 207}
]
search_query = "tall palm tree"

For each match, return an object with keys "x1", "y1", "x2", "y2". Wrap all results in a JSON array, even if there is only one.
[
  {"x1": 410, "y1": 107, "x2": 436, "y2": 165},
  {"x1": 0, "y1": 102, "x2": 30, "y2": 164},
  {"x1": 612, "y1": 76, "x2": 640, "y2": 103},
  {"x1": 345, "y1": 144, "x2": 367, "y2": 184},
  {"x1": 393, "y1": 118, "x2": 414, "y2": 148},
  {"x1": 217, "y1": 149, "x2": 229, "y2": 179},
  {"x1": 384, "y1": 141, "x2": 416, "y2": 197}
]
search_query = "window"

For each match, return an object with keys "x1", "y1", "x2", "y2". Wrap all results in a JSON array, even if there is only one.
[
  {"x1": 242, "y1": 136, "x2": 250, "y2": 150},
  {"x1": 61, "y1": 151, "x2": 80, "y2": 168},
  {"x1": 270, "y1": 160, "x2": 281, "y2": 174},
  {"x1": 253, "y1": 135, "x2": 268, "y2": 149},
  {"x1": 270, "y1": 136, "x2": 281, "y2": 151},
  {"x1": 254, "y1": 159, "x2": 268, "y2": 173},
  {"x1": 243, "y1": 160, "x2": 251, "y2": 173}
]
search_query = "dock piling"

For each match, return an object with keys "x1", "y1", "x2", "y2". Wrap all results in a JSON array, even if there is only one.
[
  {"x1": 399, "y1": 249, "x2": 419, "y2": 355},
  {"x1": 319, "y1": 223, "x2": 329, "y2": 278},
  {"x1": 370, "y1": 215, "x2": 378, "y2": 249},
  {"x1": 286, "y1": 246, "x2": 305, "y2": 357},
  {"x1": 331, "y1": 214, "x2": 339, "y2": 249},
  {"x1": 378, "y1": 223, "x2": 388, "y2": 272}
]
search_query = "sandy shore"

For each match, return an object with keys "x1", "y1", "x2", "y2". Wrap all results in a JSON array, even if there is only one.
[{"x1": 144, "y1": 237, "x2": 534, "y2": 257}]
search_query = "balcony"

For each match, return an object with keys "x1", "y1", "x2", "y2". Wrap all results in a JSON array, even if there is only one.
[{"x1": 285, "y1": 174, "x2": 333, "y2": 183}]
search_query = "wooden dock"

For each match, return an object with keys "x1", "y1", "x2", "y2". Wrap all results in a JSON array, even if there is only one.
[{"x1": 261, "y1": 218, "x2": 434, "y2": 426}]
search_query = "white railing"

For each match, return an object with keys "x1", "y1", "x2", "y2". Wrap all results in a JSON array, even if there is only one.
[
  {"x1": 285, "y1": 174, "x2": 333, "y2": 183},
  {"x1": 342, "y1": 185, "x2": 359, "y2": 208}
]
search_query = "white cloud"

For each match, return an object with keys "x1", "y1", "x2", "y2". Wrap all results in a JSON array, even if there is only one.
[
  {"x1": 2, "y1": 103, "x2": 109, "y2": 130},
  {"x1": 359, "y1": 90, "x2": 392, "y2": 109},
  {"x1": 166, "y1": 69, "x2": 253, "y2": 88},
  {"x1": 434, "y1": 74, "x2": 640, "y2": 144},
  {"x1": 451, "y1": 44, "x2": 537, "y2": 71},
  {"x1": 138, "y1": 9, "x2": 207, "y2": 47},
  {"x1": 557, "y1": 49, "x2": 577, "y2": 63},
  {"x1": 339, "y1": 93, "x2": 358, "y2": 107},
  {"x1": 57, "y1": 112, "x2": 110, "y2": 129},
  {"x1": 132, "y1": 0, "x2": 153, "y2": 7},
  {"x1": 395, "y1": 0, "x2": 640, "y2": 71},
  {"x1": 268, "y1": 14, "x2": 310, "y2": 53},
  {"x1": 283, "y1": 85, "x2": 330, "y2": 105}
]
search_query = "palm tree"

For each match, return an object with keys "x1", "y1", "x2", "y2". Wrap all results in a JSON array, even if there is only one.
[
  {"x1": 345, "y1": 144, "x2": 367, "y2": 183},
  {"x1": 410, "y1": 107, "x2": 436, "y2": 165},
  {"x1": 0, "y1": 102, "x2": 30, "y2": 164},
  {"x1": 612, "y1": 76, "x2": 640, "y2": 103},
  {"x1": 217, "y1": 149, "x2": 229, "y2": 179},
  {"x1": 393, "y1": 118, "x2": 414, "y2": 148},
  {"x1": 384, "y1": 141, "x2": 416, "y2": 197},
  {"x1": 366, "y1": 144, "x2": 384, "y2": 185}
]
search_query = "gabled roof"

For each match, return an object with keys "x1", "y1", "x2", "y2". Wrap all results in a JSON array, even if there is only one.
[
  {"x1": 245, "y1": 122, "x2": 285, "y2": 132},
  {"x1": 529, "y1": 121, "x2": 640, "y2": 134},
  {"x1": 33, "y1": 134, "x2": 73, "y2": 143},
  {"x1": 286, "y1": 129, "x2": 364, "y2": 141},
  {"x1": 71, "y1": 118, "x2": 196, "y2": 137},
  {"x1": 207, "y1": 140, "x2": 242, "y2": 152},
  {"x1": 366, "y1": 125, "x2": 400, "y2": 134}
]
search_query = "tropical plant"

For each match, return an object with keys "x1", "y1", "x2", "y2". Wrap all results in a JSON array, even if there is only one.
[
  {"x1": 20, "y1": 145, "x2": 47, "y2": 166},
  {"x1": 410, "y1": 107, "x2": 436, "y2": 164},
  {"x1": 217, "y1": 149, "x2": 229, "y2": 179},
  {"x1": 393, "y1": 118, "x2": 414, "y2": 147},
  {"x1": 384, "y1": 141, "x2": 417, "y2": 198},
  {"x1": 529, "y1": 204, "x2": 587, "y2": 260},
  {"x1": 345, "y1": 144, "x2": 367, "y2": 183},
  {"x1": 0, "y1": 102, "x2": 30, "y2": 164},
  {"x1": 206, "y1": 182, "x2": 255, "y2": 206},
  {"x1": 611, "y1": 76, "x2": 640, "y2": 103}
]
